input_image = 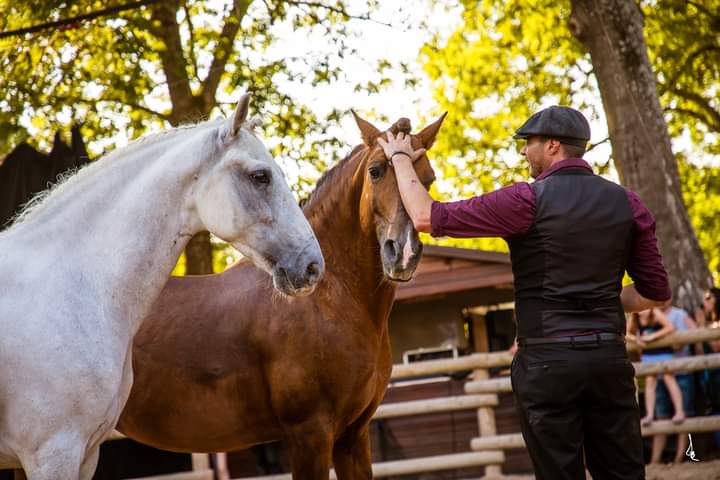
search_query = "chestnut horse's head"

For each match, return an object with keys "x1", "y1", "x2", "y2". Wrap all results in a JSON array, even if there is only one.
[{"x1": 351, "y1": 112, "x2": 446, "y2": 282}]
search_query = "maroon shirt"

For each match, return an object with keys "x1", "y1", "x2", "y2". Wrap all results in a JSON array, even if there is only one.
[{"x1": 430, "y1": 158, "x2": 671, "y2": 301}]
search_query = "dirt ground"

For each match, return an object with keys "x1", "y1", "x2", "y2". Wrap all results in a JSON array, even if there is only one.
[
  {"x1": 645, "y1": 459, "x2": 720, "y2": 480},
  {"x1": 482, "y1": 459, "x2": 720, "y2": 480}
]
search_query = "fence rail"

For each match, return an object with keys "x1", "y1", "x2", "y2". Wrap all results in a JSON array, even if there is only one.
[
  {"x1": 111, "y1": 326, "x2": 720, "y2": 480},
  {"x1": 465, "y1": 352, "x2": 720, "y2": 394},
  {"x1": 470, "y1": 415, "x2": 720, "y2": 451}
]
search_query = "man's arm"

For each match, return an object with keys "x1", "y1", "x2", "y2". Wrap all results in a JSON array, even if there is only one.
[
  {"x1": 621, "y1": 283, "x2": 667, "y2": 313},
  {"x1": 378, "y1": 132, "x2": 535, "y2": 238},
  {"x1": 623, "y1": 189, "x2": 672, "y2": 306},
  {"x1": 377, "y1": 132, "x2": 432, "y2": 232}
]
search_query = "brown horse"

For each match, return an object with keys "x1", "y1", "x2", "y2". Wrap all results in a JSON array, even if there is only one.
[{"x1": 117, "y1": 112, "x2": 445, "y2": 479}]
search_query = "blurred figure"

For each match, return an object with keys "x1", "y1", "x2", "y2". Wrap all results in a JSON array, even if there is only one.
[
  {"x1": 650, "y1": 302, "x2": 697, "y2": 463},
  {"x1": 697, "y1": 288, "x2": 720, "y2": 447},
  {"x1": 627, "y1": 308, "x2": 685, "y2": 426}
]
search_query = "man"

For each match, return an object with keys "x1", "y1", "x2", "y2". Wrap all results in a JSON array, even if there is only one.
[{"x1": 378, "y1": 105, "x2": 671, "y2": 480}]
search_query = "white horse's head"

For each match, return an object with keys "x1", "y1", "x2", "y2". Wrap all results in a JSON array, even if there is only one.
[{"x1": 193, "y1": 94, "x2": 324, "y2": 296}]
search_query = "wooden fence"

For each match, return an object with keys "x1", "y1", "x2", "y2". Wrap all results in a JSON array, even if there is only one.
[{"x1": 117, "y1": 327, "x2": 720, "y2": 480}]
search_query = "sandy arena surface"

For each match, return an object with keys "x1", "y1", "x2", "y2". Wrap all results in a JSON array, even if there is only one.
[{"x1": 481, "y1": 459, "x2": 720, "y2": 480}]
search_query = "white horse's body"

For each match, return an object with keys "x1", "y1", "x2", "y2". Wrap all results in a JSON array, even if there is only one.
[{"x1": 0, "y1": 96, "x2": 323, "y2": 479}]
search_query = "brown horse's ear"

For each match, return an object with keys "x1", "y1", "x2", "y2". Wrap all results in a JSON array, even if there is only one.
[
  {"x1": 351, "y1": 110, "x2": 382, "y2": 146},
  {"x1": 417, "y1": 112, "x2": 448, "y2": 149}
]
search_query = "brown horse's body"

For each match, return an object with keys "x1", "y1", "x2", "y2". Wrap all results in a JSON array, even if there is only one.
[{"x1": 118, "y1": 114, "x2": 443, "y2": 479}]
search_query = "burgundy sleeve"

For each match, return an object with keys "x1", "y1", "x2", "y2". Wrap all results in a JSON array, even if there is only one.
[
  {"x1": 624, "y1": 189, "x2": 672, "y2": 301},
  {"x1": 430, "y1": 182, "x2": 536, "y2": 238}
]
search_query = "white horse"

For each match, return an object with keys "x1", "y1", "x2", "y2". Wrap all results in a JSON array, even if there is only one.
[{"x1": 0, "y1": 94, "x2": 324, "y2": 479}]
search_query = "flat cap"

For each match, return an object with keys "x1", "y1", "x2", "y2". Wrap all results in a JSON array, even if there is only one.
[{"x1": 513, "y1": 106, "x2": 590, "y2": 148}]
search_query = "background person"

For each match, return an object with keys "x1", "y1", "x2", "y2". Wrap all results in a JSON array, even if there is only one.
[
  {"x1": 649, "y1": 302, "x2": 697, "y2": 463},
  {"x1": 697, "y1": 288, "x2": 720, "y2": 447},
  {"x1": 627, "y1": 308, "x2": 685, "y2": 427}
]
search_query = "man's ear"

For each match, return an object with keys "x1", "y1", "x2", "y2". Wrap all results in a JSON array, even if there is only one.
[
  {"x1": 547, "y1": 138, "x2": 562, "y2": 155},
  {"x1": 351, "y1": 110, "x2": 382, "y2": 146}
]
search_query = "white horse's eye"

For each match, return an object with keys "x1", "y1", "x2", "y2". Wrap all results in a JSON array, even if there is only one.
[{"x1": 249, "y1": 170, "x2": 271, "y2": 185}]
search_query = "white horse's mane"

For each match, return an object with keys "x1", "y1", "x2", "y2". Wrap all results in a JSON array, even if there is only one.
[{"x1": 8, "y1": 119, "x2": 230, "y2": 228}]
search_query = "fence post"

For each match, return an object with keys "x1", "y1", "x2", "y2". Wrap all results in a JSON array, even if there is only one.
[
  {"x1": 473, "y1": 368, "x2": 502, "y2": 477},
  {"x1": 191, "y1": 453, "x2": 210, "y2": 472}
]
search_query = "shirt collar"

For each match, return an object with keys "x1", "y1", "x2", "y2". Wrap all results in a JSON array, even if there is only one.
[{"x1": 535, "y1": 158, "x2": 593, "y2": 181}]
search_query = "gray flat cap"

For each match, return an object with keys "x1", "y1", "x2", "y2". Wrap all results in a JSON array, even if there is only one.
[{"x1": 513, "y1": 106, "x2": 590, "y2": 148}]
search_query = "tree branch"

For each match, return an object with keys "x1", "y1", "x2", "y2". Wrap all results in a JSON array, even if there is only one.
[
  {"x1": 665, "y1": 106, "x2": 716, "y2": 132},
  {"x1": 183, "y1": 2, "x2": 200, "y2": 84},
  {"x1": 200, "y1": 0, "x2": 251, "y2": 113},
  {"x1": 586, "y1": 136, "x2": 610, "y2": 153},
  {"x1": 100, "y1": 97, "x2": 171, "y2": 121},
  {"x1": 660, "y1": 45, "x2": 720, "y2": 93},
  {"x1": 150, "y1": 0, "x2": 197, "y2": 124},
  {"x1": 282, "y1": 0, "x2": 391, "y2": 26},
  {"x1": 0, "y1": 0, "x2": 162, "y2": 39},
  {"x1": 686, "y1": 0, "x2": 717, "y2": 19},
  {"x1": 668, "y1": 87, "x2": 720, "y2": 132}
]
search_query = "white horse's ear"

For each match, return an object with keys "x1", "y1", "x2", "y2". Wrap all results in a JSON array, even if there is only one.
[{"x1": 222, "y1": 94, "x2": 251, "y2": 141}]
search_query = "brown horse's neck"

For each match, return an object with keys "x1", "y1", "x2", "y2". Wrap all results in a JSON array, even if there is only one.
[{"x1": 302, "y1": 147, "x2": 395, "y2": 317}]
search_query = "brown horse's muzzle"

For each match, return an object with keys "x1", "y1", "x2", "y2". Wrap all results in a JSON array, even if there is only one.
[{"x1": 381, "y1": 232, "x2": 423, "y2": 282}]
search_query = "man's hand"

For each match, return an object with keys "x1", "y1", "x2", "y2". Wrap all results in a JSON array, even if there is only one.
[
  {"x1": 377, "y1": 132, "x2": 426, "y2": 164},
  {"x1": 621, "y1": 283, "x2": 668, "y2": 313}
]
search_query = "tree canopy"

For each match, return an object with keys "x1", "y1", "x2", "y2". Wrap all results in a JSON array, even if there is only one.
[
  {"x1": 0, "y1": 0, "x2": 387, "y2": 273},
  {"x1": 420, "y1": 0, "x2": 719, "y2": 283}
]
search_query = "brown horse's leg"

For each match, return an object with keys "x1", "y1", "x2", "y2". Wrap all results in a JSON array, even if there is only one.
[
  {"x1": 286, "y1": 422, "x2": 334, "y2": 480},
  {"x1": 332, "y1": 426, "x2": 372, "y2": 480}
]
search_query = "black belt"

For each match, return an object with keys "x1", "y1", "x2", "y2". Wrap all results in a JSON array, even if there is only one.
[{"x1": 518, "y1": 332, "x2": 625, "y2": 347}]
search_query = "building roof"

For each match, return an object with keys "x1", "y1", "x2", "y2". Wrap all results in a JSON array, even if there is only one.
[{"x1": 395, "y1": 244, "x2": 514, "y2": 302}]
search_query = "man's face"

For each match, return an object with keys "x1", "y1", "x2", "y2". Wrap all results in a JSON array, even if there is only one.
[{"x1": 521, "y1": 136, "x2": 547, "y2": 178}]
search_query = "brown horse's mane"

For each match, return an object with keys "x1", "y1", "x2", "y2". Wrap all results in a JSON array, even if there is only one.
[{"x1": 301, "y1": 143, "x2": 366, "y2": 218}]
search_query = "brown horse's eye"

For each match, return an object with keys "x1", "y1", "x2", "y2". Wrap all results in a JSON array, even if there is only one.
[{"x1": 369, "y1": 165, "x2": 384, "y2": 181}]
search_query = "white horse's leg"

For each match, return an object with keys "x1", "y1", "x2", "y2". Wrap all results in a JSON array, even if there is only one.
[
  {"x1": 78, "y1": 446, "x2": 100, "y2": 480},
  {"x1": 19, "y1": 435, "x2": 85, "y2": 480}
]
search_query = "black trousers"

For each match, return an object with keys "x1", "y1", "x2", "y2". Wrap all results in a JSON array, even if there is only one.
[{"x1": 511, "y1": 342, "x2": 645, "y2": 480}]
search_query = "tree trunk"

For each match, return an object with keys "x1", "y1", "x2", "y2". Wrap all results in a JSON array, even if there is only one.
[
  {"x1": 151, "y1": 0, "x2": 214, "y2": 274},
  {"x1": 184, "y1": 231, "x2": 214, "y2": 275},
  {"x1": 150, "y1": 0, "x2": 248, "y2": 275},
  {"x1": 569, "y1": 0, "x2": 712, "y2": 312}
]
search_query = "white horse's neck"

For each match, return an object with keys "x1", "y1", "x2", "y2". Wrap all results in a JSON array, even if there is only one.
[{"x1": 8, "y1": 123, "x2": 216, "y2": 339}]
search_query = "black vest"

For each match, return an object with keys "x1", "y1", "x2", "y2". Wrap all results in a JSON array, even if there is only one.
[{"x1": 506, "y1": 167, "x2": 634, "y2": 338}]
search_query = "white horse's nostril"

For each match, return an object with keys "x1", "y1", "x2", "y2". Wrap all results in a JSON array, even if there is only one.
[{"x1": 306, "y1": 261, "x2": 321, "y2": 283}]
